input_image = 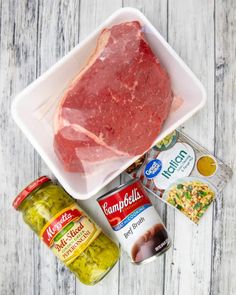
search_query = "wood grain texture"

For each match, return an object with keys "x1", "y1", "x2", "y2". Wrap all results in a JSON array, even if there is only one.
[
  {"x1": 0, "y1": 1, "x2": 235, "y2": 295},
  {"x1": 76, "y1": 2, "x2": 122, "y2": 294},
  {"x1": 165, "y1": 1, "x2": 215, "y2": 295},
  {"x1": 120, "y1": 2, "x2": 168, "y2": 295},
  {"x1": 34, "y1": 1, "x2": 81, "y2": 294},
  {"x1": 211, "y1": 1, "x2": 236, "y2": 294},
  {"x1": 0, "y1": 1, "x2": 39, "y2": 295}
]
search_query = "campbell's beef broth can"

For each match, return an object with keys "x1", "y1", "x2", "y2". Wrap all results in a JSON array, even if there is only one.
[{"x1": 97, "y1": 179, "x2": 171, "y2": 264}]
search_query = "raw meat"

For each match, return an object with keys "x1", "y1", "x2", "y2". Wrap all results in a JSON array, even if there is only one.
[{"x1": 54, "y1": 21, "x2": 173, "y2": 172}]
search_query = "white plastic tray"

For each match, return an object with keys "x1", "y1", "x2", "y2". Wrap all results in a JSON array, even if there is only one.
[{"x1": 11, "y1": 7, "x2": 206, "y2": 200}]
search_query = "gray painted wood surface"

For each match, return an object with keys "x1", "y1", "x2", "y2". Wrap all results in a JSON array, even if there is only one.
[{"x1": 0, "y1": 1, "x2": 235, "y2": 294}]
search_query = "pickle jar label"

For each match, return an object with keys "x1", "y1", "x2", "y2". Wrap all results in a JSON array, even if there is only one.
[{"x1": 40, "y1": 204, "x2": 101, "y2": 265}]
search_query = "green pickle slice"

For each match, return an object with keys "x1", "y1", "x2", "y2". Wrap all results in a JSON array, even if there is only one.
[
  {"x1": 68, "y1": 233, "x2": 119, "y2": 285},
  {"x1": 19, "y1": 182, "x2": 119, "y2": 285}
]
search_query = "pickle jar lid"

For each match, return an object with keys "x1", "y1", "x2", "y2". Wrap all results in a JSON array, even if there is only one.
[{"x1": 13, "y1": 176, "x2": 51, "y2": 209}]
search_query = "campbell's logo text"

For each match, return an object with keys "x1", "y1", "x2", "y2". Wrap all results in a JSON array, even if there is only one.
[{"x1": 102, "y1": 188, "x2": 143, "y2": 215}]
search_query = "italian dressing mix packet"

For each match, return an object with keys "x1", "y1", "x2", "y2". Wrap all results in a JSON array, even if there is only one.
[{"x1": 126, "y1": 130, "x2": 232, "y2": 224}]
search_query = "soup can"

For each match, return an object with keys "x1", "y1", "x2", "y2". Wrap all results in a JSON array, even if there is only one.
[{"x1": 97, "y1": 178, "x2": 171, "y2": 264}]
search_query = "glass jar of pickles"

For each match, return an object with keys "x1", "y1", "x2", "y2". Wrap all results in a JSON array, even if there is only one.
[{"x1": 13, "y1": 176, "x2": 119, "y2": 285}]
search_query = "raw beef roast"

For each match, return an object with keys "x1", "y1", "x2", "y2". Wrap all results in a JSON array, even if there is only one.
[{"x1": 54, "y1": 21, "x2": 173, "y2": 172}]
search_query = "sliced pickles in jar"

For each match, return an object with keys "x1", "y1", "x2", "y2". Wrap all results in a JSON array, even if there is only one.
[{"x1": 13, "y1": 176, "x2": 119, "y2": 285}]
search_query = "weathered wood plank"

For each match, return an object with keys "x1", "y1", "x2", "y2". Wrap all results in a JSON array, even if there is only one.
[
  {"x1": 211, "y1": 1, "x2": 236, "y2": 294},
  {"x1": 118, "y1": 1, "x2": 168, "y2": 294},
  {"x1": 122, "y1": 0, "x2": 168, "y2": 37},
  {"x1": 164, "y1": 1, "x2": 215, "y2": 295},
  {"x1": 1, "y1": 1, "x2": 235, "y2": 295},
  {"x1": 34, "y1": 1, "x2": 81, "y2": 294},
  {"x1": 0, "y1": 1, "x2": 39, "y2": 295},
  {"x1": 76, "y1": 1, "x2": 122, "y2": 294}
]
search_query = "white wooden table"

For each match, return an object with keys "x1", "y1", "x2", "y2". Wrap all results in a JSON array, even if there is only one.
[{"x1": 0, "y1": 1, "x2": 235, "y2": 294}]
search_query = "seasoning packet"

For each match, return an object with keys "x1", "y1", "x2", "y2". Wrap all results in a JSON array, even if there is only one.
[{"x1": 125, "y1": 130, "x2": 232, "y2": 224}]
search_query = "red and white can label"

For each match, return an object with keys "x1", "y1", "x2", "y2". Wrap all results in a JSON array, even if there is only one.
[{"x1": 98, "y1": 180, "x2": 169, "y2": 263}]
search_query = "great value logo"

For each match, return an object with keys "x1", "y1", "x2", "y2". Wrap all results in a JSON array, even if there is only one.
[{"x1": 144, "y1": 159, "x2": 162, "y2": 179}]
